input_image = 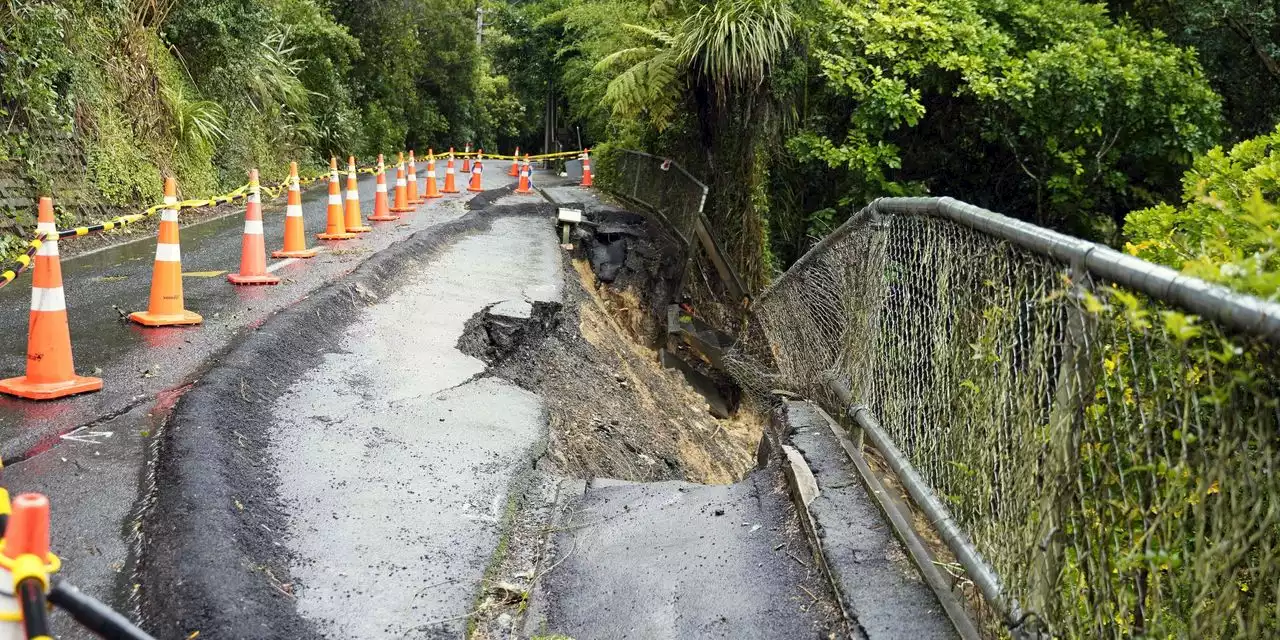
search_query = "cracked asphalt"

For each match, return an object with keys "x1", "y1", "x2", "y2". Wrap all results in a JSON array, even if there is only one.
[{"x1": 270, "y1": 213, "x2": 563, "y2": 637}]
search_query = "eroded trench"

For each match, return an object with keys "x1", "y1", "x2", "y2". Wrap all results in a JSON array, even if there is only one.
[
  {"x1": 456, "y1": 207, "x2": 761, "y2": 486},
  {"x1": 454, "y1": 202, "x2": 839, "y2": 639}
]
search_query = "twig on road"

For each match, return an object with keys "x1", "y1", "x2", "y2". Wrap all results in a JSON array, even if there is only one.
[{"x1": 786, "y1": 550, "x2": 809, "y2": 567}]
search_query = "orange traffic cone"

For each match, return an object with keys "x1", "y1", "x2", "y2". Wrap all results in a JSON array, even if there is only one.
[
  {"x1": 443, "y1": 148, "x2": 459, "y2": 193},
  {"x1": 461, "y1": 143, "x2": 472, "y2": 174},
  {"x1": 369, "y1": 155, "x2": 397, "y2": 221},
  {"x1": 468, "y1": 152, "x2": 484, "y2": 192},
  {"x1": 407, "y1": 150, "x2": 423, "y2": 204},
  {"x1": 130, "y1": 177, "x2": 202, "y2": 326},
  {"x1": 318, "y1": 158, "x2": 356, "y2": 240},
  {"x1": 424, "y1": 149, "x2": 442, "y2": 199},
  {"x1": 516, "y1": 156, "x2": 533, "y2": 194},
  {"x1": 581, "y1": 148, "x2": 594, "y2": 187},
  {"x1": 4, "y1": 493, "x2": 50, "y2": 561},
  {"x1": 228, "y1": 170, "x2": 281, "y2": 286},
  {"x1": 508, "y1": 147, "x2": 521, "y2": 176},
  {"x1": 272, "y1": 162, "x2": 319, "y2": 259},
  {"x1": 390, "y1": 154, "x2": 413, "y2": 213},
  {"x1": 0, "y1": 198, "x2": 104, "y2": 399},
  {"x1": 345, "y1": 156, "x2": 371, "y2": 232}
]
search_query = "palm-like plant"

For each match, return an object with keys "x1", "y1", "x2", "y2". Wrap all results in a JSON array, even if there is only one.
[
  {"x1": 677, "y1": 0, "x2": 795, "y2": 104},
  {"x1": 161, "y1": 85, "x2": 228, "y2": 152},
  {"x1": 594, "y1": 25, "x2": 681, "y2": 126},
  {"x1": 593, "y1": 0, "x2": 795, "y2": 126},
  {"x1": 591, "y1": 0, "x2": 797, "y2": 288}
]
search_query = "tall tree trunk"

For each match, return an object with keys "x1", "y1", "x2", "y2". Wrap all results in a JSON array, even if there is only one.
[{"x1": 701, "y1": 92, "x2": 768, "y2": 291}]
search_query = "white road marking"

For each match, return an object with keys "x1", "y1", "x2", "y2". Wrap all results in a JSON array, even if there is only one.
[
  {"x1": 267, "y1": 257, "x2": 299, "y2": 272},
  {"x1": 61, "y1": 428, "x2": 115, "y2": 445}
]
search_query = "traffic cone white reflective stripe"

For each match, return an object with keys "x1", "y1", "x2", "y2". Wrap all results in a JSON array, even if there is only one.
[
  {"x1": 274, "y1": 163, "x2": 318, "y2": 258},
  {"x1": 328, "y1": 172, "x2": 342, "y2": 207},
  {"x1": 245, "y1": 189, "x2": 264, "y2": 235},
  {"x1": 30, "y1": 216, "x2": 68, "y2": 315},
  {"x1": 32, "y1": 217, "x2": 62, "y2": 312},
  {"x1": 345, "y1": 157, "x2": 371, "y2": 232}
]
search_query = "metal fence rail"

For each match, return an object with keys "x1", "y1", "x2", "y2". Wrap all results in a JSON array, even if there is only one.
[
  {"x1": 609, "y1": 150, "x2": 747, "y2": 333},
  {"x1": 727, "y1": 197, "x2": 1280, "y2": 638}
]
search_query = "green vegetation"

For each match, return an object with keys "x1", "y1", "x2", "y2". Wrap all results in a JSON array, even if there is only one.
[
  {"x1": 1126, "y1": 125, "x2": 1279, "y2": 299},
  {"x1": 0, "y1": 0, "x2": 521, "y2": 238},
  {"x1": 488, "y1": 0, "x2": 1274, "y2": 290},
  {"x1": 4, "y1": 0, "x2": 1273, "y2": 292}
]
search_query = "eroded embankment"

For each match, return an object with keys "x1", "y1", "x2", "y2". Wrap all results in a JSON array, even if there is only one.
[{"x1": 458, "y1": 253, "x2": 763, "y2": 485}]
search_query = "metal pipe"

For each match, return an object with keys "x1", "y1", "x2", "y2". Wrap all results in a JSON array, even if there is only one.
[
  {"x1": 826, "y1": 378, "x2": 1022, "y2": 629},
  {"x1": 874, "y1": 197, "x2": 1280, "y2": 344},
  {"x1": 819, "y1": 378, "x2": 984, "y2": 640},
  {"x1": 618, "y1": 150, "x2": 710, "y2": 192}
]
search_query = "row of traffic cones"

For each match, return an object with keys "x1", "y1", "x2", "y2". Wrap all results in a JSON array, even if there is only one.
[{"x1": 0, "y1": 149, "x2": 489, "y2": 401}]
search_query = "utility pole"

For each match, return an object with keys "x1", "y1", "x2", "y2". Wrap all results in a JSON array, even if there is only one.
[{"x1": 475, "y1": 6, "x2": 484, "y2": 46}]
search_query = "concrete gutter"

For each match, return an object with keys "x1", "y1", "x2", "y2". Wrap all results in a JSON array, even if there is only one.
[{"x1": 763, "y1": 398, "x2": 977, "y2": 639}]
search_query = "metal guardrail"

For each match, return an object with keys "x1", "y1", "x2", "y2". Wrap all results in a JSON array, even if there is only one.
[
  {"x1": 731, "y1": 197, "x2": 1280, "y2": 638},
  {"x1": 610, "y1": 150, "x2": 748, "y2": 332}
]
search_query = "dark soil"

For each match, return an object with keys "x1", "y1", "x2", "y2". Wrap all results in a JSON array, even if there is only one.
[
  {"x1": 572, "y1": 205, "x2": 685, "y2": 346},
  {"x1": 459, "y1": 252, "x2": 762, "y2": 485}
]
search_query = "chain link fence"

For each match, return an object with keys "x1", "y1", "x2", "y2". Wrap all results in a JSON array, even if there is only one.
[
  {"x1": 602, "y1": 152, "x2": 1280, "y2": 635},
  {"x1": 726, "y1": 197, "x2": 1280, "y2": 638},
  {"x1": 610, "y1": 150, "x2": 746, "y2": 334}
]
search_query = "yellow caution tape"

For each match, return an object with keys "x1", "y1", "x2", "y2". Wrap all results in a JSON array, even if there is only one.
[
  {"x1": 0, "y1": 170, "x2": 326, "y2": 289},
  {"x1": 0, "y1": 148, "x2": 585, "y2": 288},
  {"x1": 458, "y1": 149, "x2": 586, "y2": 161}
]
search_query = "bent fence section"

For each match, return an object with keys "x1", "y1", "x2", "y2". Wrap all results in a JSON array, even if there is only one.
[
  {"x1": 608, "y1": 150, "x2": 1280, "y2": 640},
  {"x1": 609, "y1": 150, "x2": 748, "y2": 333},
  {"x1": 725, "y1": 197, "x2": 1280, "y2": 638}
]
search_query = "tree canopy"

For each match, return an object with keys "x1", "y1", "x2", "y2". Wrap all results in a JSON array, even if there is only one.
[{"x1": 1, "y1": 0, "x2": 1276, "y2": 294}]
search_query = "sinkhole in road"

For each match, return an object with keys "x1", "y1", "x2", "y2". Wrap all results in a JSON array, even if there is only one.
[{"x1": 457, "y1": 250, "x2": 764, "y2": 487}]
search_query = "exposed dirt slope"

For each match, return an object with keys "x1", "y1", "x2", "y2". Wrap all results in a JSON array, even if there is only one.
[{"x1": 463, "y1": 256, "x2": 761, "y2": 485}]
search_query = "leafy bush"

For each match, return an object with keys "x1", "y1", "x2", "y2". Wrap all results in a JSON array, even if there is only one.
[
  {"x1": 1125, "y1": 125, "x2": 1280, "y2": 299},
  {"x1": 0, "y1": 2, "x2": 75, "y2": 183},
  {"x1": 792, "y1": 0, "x2": 1222, "y2": 236}
]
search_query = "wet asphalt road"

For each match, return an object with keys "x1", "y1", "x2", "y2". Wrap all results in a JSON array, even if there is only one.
[
  {"x1": 269, "y1": 212, "x2": 562, "y2": 636},
  {"x1": 0, "y1": 168, "x2": 519, "y2": 637},
  {"x1": 0, "y1": 168, "x2": 494, "y2": 459},
  {"x1": 534, "y1": 474, "x2": 841, "y2": 639}
]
